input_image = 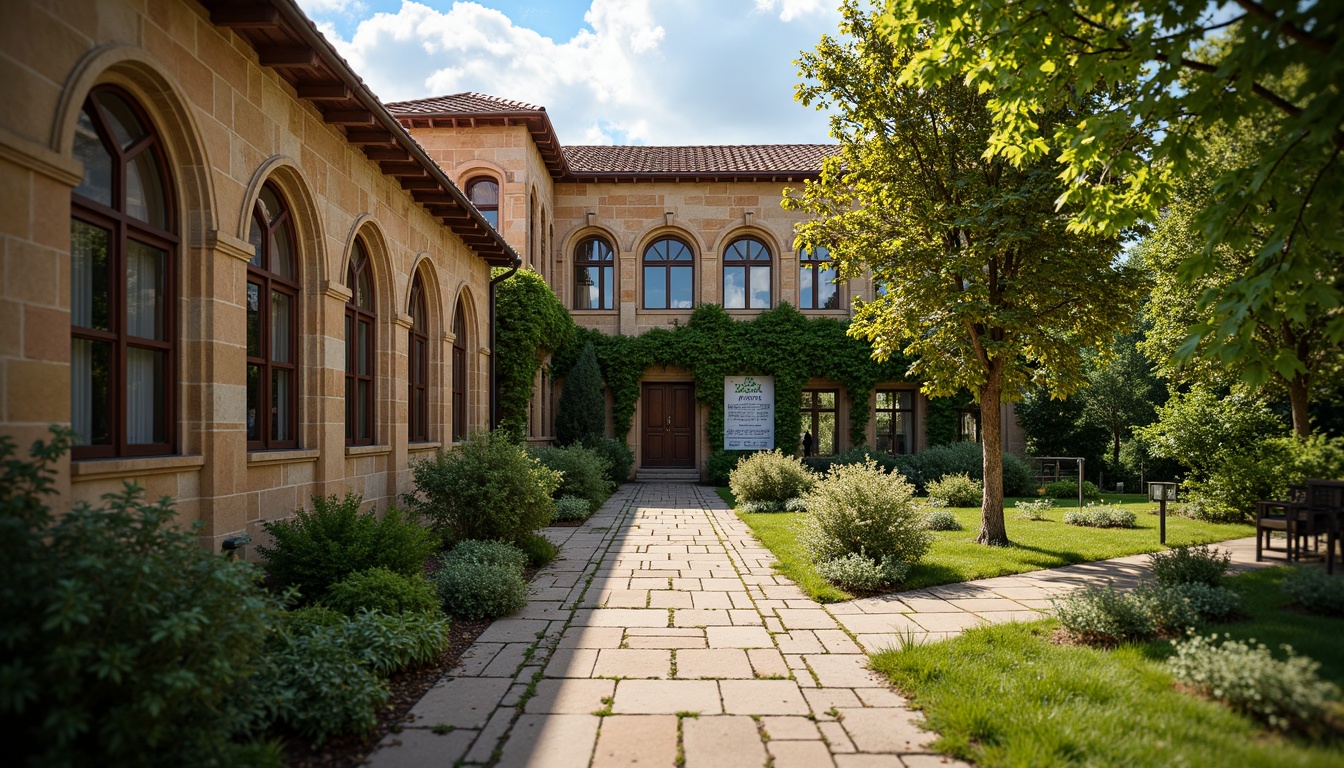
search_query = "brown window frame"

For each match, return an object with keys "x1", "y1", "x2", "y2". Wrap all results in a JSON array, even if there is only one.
[
  {"x1": 722, "y1": 237, "x2": 772, "y2": 309},
  {"x1": 875, "y1": 390, "x2": 916, "y2": 455},
  {"x1": 801, "y1": 389, "x2": 840, "y2": 457},
  {"x1": 467, "y1": 176, "x2": 499, "y2": 229},
  {"x1": 246, "y1": 183, "x2": 299, "y2": 451},
  {"x1": 70, "y1": 86, "x2": 178, "y2": 460},
  {"x1": 642, "y1": 237, "x2": 694, "y2": 310},
  {"x1": 345, "y1": 242, "x2": 376, "y2": 446},
  {"x1": 452, "y1": 302, "x2": 468, "y2": 442},
  {"x1": 799, "y1": 246, "x2": 839, "y2": 310},
  {"x1": 573, "y1": 236, "x2": 615, "y2": 310},
  {"x1": 408, "y1": 276, "x2": 430, "y2": 443}
]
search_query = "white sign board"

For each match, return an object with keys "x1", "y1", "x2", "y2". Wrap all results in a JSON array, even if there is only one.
[{"x1": 724, "y1": 375, "x2": 774, "y2": 450}]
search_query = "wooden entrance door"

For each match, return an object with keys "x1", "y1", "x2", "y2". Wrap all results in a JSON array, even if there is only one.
[{"x1": 642, "y1": 383, "x2": 695, "y2": 468}]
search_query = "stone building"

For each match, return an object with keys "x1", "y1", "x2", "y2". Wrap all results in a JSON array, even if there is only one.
[{"x1": 0, "y1": 0, "x2": 1025, "y2": 539}]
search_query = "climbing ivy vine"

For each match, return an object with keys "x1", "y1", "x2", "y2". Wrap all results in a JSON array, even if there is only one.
[{"x1": 493, "y1": 269, "x2": 574, "y2": 441}]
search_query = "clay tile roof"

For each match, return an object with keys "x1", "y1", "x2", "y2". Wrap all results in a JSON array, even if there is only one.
[
  {"x1": 386, "y1": 92, "x2": 545, "y2": 115},
  {"x1": 562, "y1": 144, "x2": 838, "y2": 175}
]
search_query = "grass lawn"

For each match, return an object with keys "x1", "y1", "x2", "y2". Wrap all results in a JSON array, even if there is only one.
[
  {"x1": 717, "y1": 487, "x2": 1254, "y2": 602},
  {"x1": 869, "y1": 567, "x2": 1344, "y2": 767}
]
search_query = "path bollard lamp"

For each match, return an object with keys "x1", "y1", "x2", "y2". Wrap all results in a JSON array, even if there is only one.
[{"x1": 1149, "y1": 482, "x2": 1178, "y2": 545}]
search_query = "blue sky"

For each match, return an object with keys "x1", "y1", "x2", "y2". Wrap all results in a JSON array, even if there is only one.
[{"x1": 297, "y1": 0, "x2": 841, "y2": 145}]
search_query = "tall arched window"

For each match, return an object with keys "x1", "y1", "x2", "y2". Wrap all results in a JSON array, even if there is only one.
[
  {"x1": 345, "y1": 241, "x2": 376, "y2": 445},
  {"x1": 246, "y1": 183, "x2": 298, "y2": 450},
  {"x1": 723, "y1": 237, "x2": 771, "y2": 309},
  {"x1": 452, "y1": 301, "x2": 468, "y2": 441},
  {"x1": 467, "y1": 177, "x2": 499, "y2": 229},
  {"x1": 409, "y1": 275, "x2": 430, "y2": 443},
  {"x1": 643, "y1": 237, "x2": 694, "y2": 309},
  {"x1": 574, "y1": 236, "x2": 614, "y2": 310},
  {"x1": 799, "y1": 246, "x2": 838, "y2": 309},
  {"x1": 70, "y1": 86, "x2": 176, "y2": 458}
]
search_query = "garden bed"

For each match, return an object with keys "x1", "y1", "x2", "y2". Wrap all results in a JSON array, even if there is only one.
[{"x1": 868, "y1": 567, "x2": 1344, "y2": 767}]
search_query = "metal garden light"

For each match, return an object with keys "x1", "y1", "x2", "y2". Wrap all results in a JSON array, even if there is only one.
[{"x1": 1148, "y1": 482, "x2": 1177, "y2": 545}]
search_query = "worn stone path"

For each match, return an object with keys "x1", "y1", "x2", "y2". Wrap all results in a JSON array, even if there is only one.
[{"x1": 364, "y1": 483, "x2": 1265, "y2": 768}]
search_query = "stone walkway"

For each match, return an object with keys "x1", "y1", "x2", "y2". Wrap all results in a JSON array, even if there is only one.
[{"x1": 364, "y1": 482, "x2": 1266, "y2": 768}]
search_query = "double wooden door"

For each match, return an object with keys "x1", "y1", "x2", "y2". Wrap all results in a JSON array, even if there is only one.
[{"x1": 642, "y1": 383, "x2": 695, "y2": 468}]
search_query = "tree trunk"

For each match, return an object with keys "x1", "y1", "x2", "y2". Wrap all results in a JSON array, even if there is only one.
[
  {"x1": 976, "y1": 368, "x2": 1009, "y2": 546},
  {"x1": 1113, "y1": 432, "x2": 1121, "y2": 467},
  {"x1": 1288, "y1": 377, "x2": 1311, "y2": 438}
]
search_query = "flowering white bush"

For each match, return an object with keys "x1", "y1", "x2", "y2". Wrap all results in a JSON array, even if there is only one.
[
  {"x1": 925, "y1": 472, "x2": 982, "y2": 507},
  {"x1": 921, "y1": 508, "x2": 963, "y2": 531},
  {"x1": 1014, "y1": 498, "x2": 1054, "y2": 521},
  {"x1": 798, "y1": 460, "x2": 930, "y2": 567},
  {"x1": 1063, "y1": 503, "x2": 1137, "y2": 528}
]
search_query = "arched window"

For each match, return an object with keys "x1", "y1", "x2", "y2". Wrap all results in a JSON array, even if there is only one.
[
  {"x1": 642, "y1": 237, "x2": 694, "y2": 309},
  {"x1": 345, "y1": 241, "x2": 376, "y2": 445},
  {"x1": 452, "y1": 301, "x2": 468, "y2": 441},
  {"x1": 467, "y1": 177, "x2": 499, "y2": 229},
  {"x1": 409, "y1": 274, "x2": 430, "y2": 443},
  {"x1": 799, "y1": 246, "x2": 838, "y2": 309},
  {"x1": 574, "y1": 236, "x2": 614, "y2": 310},
  {"x1": 70, "y1": 86, "x2": 177, "y2": 458},
  {"x1": 246, "y1": 183, "x2": 299, "y2": 450},
  {"x1": 723, "y1": 237, "x2": 771, "y2": 309}
]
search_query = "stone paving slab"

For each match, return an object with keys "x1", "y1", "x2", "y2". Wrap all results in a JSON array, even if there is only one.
[{"x1": 365, "y1": 482, "x2": 1265, "y2": 767}]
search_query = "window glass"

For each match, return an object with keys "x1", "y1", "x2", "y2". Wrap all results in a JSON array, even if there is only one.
[
  {"x1": 70, "y1": 220, "x2": 111, "y2": 331},
  {"x1": 125, "y1": 149, "x2": 167, "y2": 228},
  {"x1": 875, "y1": 390, "x2": 914, "y2": 454},
  {"x1": 73, "y1": 110, "x2": 112, "y2": 206},
  {"x1": 468, "y1": 177, "x2": 500, "y2": 228},
  {"x1": 723, "y1": 238, "x2": 771, "y2": 309},
  {"x1": 800, "y1": 246, "x2": 837, "y2": 309},
  {"x1": 97, "y1": 91, "x2": 145, "y2": 150},
  {"x1": 574, "y1": 237, "x2": 614, "y2": 310},
  {"x1": 801, "y1": 389, "x2": 839, "y2": 456},
  {"x1": 247, "y1": 183, "x2": 299, "y2": 449}
]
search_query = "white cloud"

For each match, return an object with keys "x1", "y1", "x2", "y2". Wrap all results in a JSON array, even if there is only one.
[
  {"x1": 306, "y1": 0, "x2": 838, "y2": 145},
  {"x1": 753, "y1": 0, "x2": 832, "y2": 23}
]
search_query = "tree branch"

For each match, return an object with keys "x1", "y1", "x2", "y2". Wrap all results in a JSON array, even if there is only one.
[{"x1": 1233, "y1": 0, "x2": 1335, "y2": 55}]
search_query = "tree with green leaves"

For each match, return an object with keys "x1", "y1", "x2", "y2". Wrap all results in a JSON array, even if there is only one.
[
  {"x1": 1082, "y1": 329, "x2": 1163, "y2": 466},
  {"x1": 879, "y1": 1, "x2": 1344, "y2": 423},
  {"x1": 787, "y1": 2, "x2": 1143, "y2": 545},
  {"x1": 556, "y1": 342, "x2": 606, "y2": 445}
]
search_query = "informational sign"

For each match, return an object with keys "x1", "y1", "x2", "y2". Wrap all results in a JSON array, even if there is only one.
[{"x1": 724, "y1": 375, "x2": 774, "y2": 450}]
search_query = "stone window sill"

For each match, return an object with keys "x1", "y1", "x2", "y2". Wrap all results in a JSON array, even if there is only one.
[
  {"x1": 346, "y1": 444, "x2": 391, "y2": 458},
  {"x1": 71, "y1": 454, "x2": 206, "y2": 480},
  {"x1": 248, "y1": 448, "x2": 321, "y2": 466},
  {"x1": 408, "y1": 441, "x2": 443, "y2": 452}
]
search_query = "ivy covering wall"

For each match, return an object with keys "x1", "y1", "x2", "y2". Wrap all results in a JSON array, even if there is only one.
[{"x1": 493, "y1": 269, "x2": 573, "y2": 441}]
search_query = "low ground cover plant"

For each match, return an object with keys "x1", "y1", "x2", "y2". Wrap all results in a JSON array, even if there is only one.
[
  {"x1": 729, "y1": 450, "x2": 815, "y2": 505},
  {"x1": 816, "y1": 551, "x2": 911, "y2": 591},
  {"x1": 925, "y1": 473, "x2": 982, "y2": 507},
  {"x1": 258, "y1": 493, "x2": 437, "y2": 602},
  {"x1": 1014, "y1": 498, "x2": 1054, "y2": 521},
  {"x1": 320, "y1": 567, "x2": 442, "y2": 617},
  {"x1": 408, "y1": 430, "x2": 559, "y2": 546},
  {"x1": 529, "y1": 444, "x2": 613, "y2": 509},
  {"x1": 1053, "y1": 580, "x2": 1241, "y2": 644},
  {"x1": 551, "y1": 495, "x2": 593, "y2": 523},
  {"x1": 921, "y1": 506, "x2": 963, "y2": 531},
  {"x1": 519, "y1": 533, "x2": 559, "y2": 567},
  {"x1": 1148, "y1": 544, "x2": 1230, "y2": 588},
  {"x1": 434, "y1": 539, "x2": 529, "y2": 619},
  {"x1": 1064, "y1": 503, "x2": 1137, "y2": 528},
  {"x1": 1168, "y1": 632, "x2": 1340, "y2": 732},
  {"x1": 1282, "y1": 567, "x2": 1344, "y2": 617}
]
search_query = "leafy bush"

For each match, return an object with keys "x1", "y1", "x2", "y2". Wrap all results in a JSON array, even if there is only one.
[
  {"x1": 708, "y1": 449, "x2": 753, "y2": 487},
  {"x1": 519, "y1": 533, "x2": 558, "y2": 567},
  {"x1": 321, "y1": 567, "x2": 442, "y2": 617},
  {"x1": 1134, "y1": 583, "x2": 1204, "y2": 634},
  {"x1": 816, "y1": 552, "x2": 911, "y2": 591},
  {"x1": 1282, "y1": 568, "x2": 1344, "y2": 617},
  {"x1": 913, "y1": 441, "x2": 984, "y2": 483},
  {"x1": 1147, "y1": 544, "x2": 1231, "y2": 588},
  {"x1": 1000, "y1": 452, "x2": 1040, "y2": 497},
  {"x1": 1051, "y1": 584, "x2": 1154, "y2": 644},
  {"x1": 784, "y1": 497, "x2": 809, "y2": 512},
  {"x1": 551, "y1": 495, "x2": 592, "y2": 522},
  {"x1": 257, "y1": 494, "x2": 436, "y2": 602},
  {"x1": 922, "y1": 508, "x2": 963, "y2": 531},
  {"x1": 0, "y1": 432, "x2": 283, "y2": 765},
  {"x1": 729, "y1": 450, "x2": 816, "y2": 504},
  {"x1": 1168, "y1": 633, "x2": 1340, "y2": 732},
  {"x1": 556, "y1": 342, "x2": 606, "y2": 445},
  {"x1": 925, "y1": 472, "x2": 983, "y2": 507},
  {"x1": 285, "y1": 605, "x2": 345, "y2": 634},
  {"x1": 1164, "y1": 582, "x2": 1241, "y2": 622},
  {"x1": 1063, "y1": 503, "x2": 1137, "y2": 528},
  {"x1": 330, "y1": 609, "x2": 452, "y2": 676},
  {"x1": 582, "y1": 436, "x2": 634, "y2": 485},
  {"x1": 1014, "y1": 498, "x2": 1054, "y2": 521},
  {"x1": 739, "y1": 499, "x2": 785, "y2": 513},
  {"x1": 798, "y1": 460, "x2": 932, "y2": 567},
  {"x1": 1171, "y1": 497, "x2": 1244, "y2": 524},
  {"x1": 434, "y1": 540, "x2": 529, "y2": 619},
  {"x1": 804, "y1": 445, "x2": 904, "y2": 477},
  {"x1": 408, "y1": 430, "x2": 560, "y2": 546},
  {"x1": 1043, "y1": 479, "x2": 1103, "y2": 500},
  {"x1": 529, "y1": 444, "x2": 613, "y2": 508}
]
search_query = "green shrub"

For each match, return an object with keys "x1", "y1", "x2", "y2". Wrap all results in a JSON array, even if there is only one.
[
  {"x1": 556, "y1": 342, "x2": 606, "y2": 445},
  {"x1": 519, "y1": 533, "x2": 558, "y2": 568},
  {"x1": 798, "y1": 460, "x2": 931, "y2": 567},
  {"x1": 1134, "y1": 583, "x2": 1204, "y2": 634},
  {"x1": 257, "y1": 494, "x2": 437, "y2": 601},
  {"x1": 1171, "y1": 497, "x2": 1244, "y2": 524},
  {"x1": 912, "y1": 441, "x2": 983, "y2": 483},
  {"x1": 783, "y1": 497, "x2": 809, "y2": 512},
  {"x1": 1164, "y1": 582, "x2": 1241, "y2": 622},
  {"x1": 330, "y1": 609, "x2": 452, "y2": 676},
  {"x1": 529, "y1": 444, "x2": 613, "y2": 508},
  {"x1": 1014, "y1": 498, "x2": 1054, "y2": 521},
  {"x1": 321, "y1": 567, "x2": 442, "y2": 617},
  {"x1": 1147, "y1": 544, "x2": 1231, "y2": 588},
  {"x1": 582, "y1": 436, "x2": 634, "y2": 485},
  {"x1": 1282, "y1": 568, "x2": 1344, "y2": 617},
  {"x1": 551, "y1": 495, "x2": 593, "y2": 522},
  {"x1": 408, "y1": 430, "x2": 560, "y2": 546},
  {"x1": 739, "y1": 499, "x2": 785, "y2": 513},
  {"x1": 1001, "y1": 452, "x2": 1039, "y2": 497},
  {"x1": 729, "y1": 450, "x2": 816, "y2": 504},
  {"x1": 816, "y1": 552, "x2": 911, "y2": 591},
  {"x1": 445, "y1": 539, "x2": 528, "y2": 572},
  {"x1": 1051, "y1": 584, "x2": 1154, "y2": 644},
  {"x1": 925, "y1": 472, "x2": 983, "y2": 507},
  {"x1": 285, "y1": 605, "x2": 345, "y2": 634},
  {"x1": 922, "y1": 508, "x2": 963, "y2": 531},
  {"x1": 0, "y1": 432, "x2": 283, "y2": 766},
  {"x1": 804, "y1": 446, "x2": 904, "y2": 477},
  {"x1": 1043, "y1": 479, "x2": 1103, "y2": 500},
  {"x1": 434, "y1": 559, "x2": 527, "y2": 620},
  {"x1": 708, "y1": 449, "x2": 753, "y2": 487},
  {"x1": 1168, "y1": 633, "x2": 1340, "y2": 732},
  {"x1": 1063, "y1": 503, "x2": 1137, "y2": 528}
]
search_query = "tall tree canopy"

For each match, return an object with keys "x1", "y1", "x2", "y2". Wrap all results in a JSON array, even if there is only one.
[
  {"x1": 787, "y1": 2, "x2": 1143, "y2": 545},
  {"x1": 879, "y1": 0, "x2": 1344, "y2": 403}
]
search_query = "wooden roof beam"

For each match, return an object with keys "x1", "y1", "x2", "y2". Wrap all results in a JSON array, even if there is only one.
[
  {"x1": 258, "y1": 45, "x2": 318, "y2": 67},
  {"x1": 211, "y1": 5, "x2": 280, "y2": 28},
  {"x1": 296, "y1": 83, "x2": 351, "y2": 100},
  {"x1": 324, "y1": 110, "x2": 376, "y2": 126}
]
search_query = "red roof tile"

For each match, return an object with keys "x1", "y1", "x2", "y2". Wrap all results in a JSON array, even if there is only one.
[
  {"x1": 563, "y1": 144, "x2": 837, "y2": 175},
  {"x1": 387, "y1": 93, "x2": 545, "y2": 115}
]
